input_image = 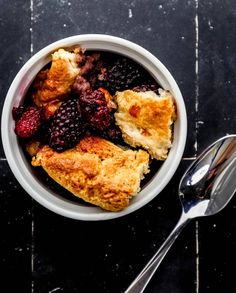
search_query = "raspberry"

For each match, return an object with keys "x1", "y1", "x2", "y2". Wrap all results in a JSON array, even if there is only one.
[
  {"x1": 79, "y1": 90, "x2": 113, "y2": 131},
  {"x1": 96, "y1": 56, "x2": 152, "y2": 94},
  {"x1": 14, "y1": 106, "x2": 42, "y2": 138},
  {"x1": 49, "y1": 98, "x2": 84, "y2": 152}
]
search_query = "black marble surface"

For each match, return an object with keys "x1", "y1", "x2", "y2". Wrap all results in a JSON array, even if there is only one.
[{"x1": 0, "y1": 1, "x2": 236, "y2": 292}]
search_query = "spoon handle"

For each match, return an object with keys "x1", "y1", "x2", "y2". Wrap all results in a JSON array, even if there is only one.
[{"x1": 124, "y1": 212, "x2": 190, "y2": 293}]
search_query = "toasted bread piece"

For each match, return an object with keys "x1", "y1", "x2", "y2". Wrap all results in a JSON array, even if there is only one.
[
  {"x1": 32, "y1": 136, "x2": 150, "y2": 211},
  {"x1": 32, "y1": 48, "x2": 82, "y2": 108},
  {"x1": 114, "y1": 89, "x2": 176, "y2": 160}
]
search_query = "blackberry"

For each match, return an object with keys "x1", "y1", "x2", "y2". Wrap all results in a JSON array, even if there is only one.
[
  {"x1": 97, "y1": 56, "x2": 151, "y2": 94},
  {"x1": 101, "y1": 126, "x2": 122, "y2": 142},
  {"x1": 49, "y1": 98, "x2": 84, "y2": 152},
  {"x1": 79, "y1": 90, "x2": 113, "y2": 131},
  {"x1": 133, "y1": 84, "x2": 159, "y2": 93}
]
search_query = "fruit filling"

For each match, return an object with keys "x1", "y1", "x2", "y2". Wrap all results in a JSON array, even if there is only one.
[{"x1": 13, "y1": 48, "x2": 160, "y2": 152}]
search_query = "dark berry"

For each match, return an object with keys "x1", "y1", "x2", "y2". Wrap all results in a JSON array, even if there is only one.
[
  {"x1": 102, "y1": 126, "x2": 122, "y2": 142},
  {"x1": 49, "y1": 98, "x2": 84, "y2": 152},
  {"x1": 36, "y1": 118, "x2": 51, "y2": 145},
  {"x1": 14, "y1": 106, "x2": 42, "y2": 138},
  {"x1": 96, "y1": 56, "x2": 152, "y2": 94},
  {"x1": 133, "y1": 84, "x2": 159, "y2": 93},
  {"x1": 79, "y1": 90, "x2": 113, "y2": 131}
]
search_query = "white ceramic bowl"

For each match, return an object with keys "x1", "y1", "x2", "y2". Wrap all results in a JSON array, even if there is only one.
[{"x1": 1, "y1": 34, "x2": 187, "y2": 221}]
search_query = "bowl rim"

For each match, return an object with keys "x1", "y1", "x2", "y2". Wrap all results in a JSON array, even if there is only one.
[{"x1": 1, "y1": 34, "x2": 187, "y2": 220}]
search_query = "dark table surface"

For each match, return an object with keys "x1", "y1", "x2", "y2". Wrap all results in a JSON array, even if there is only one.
[{"x1": 1, "y1": 1, "x2": 236, "y2": 292}]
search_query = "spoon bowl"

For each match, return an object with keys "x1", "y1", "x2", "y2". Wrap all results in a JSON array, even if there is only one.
[
  {"x1": 125, "y1": 134, "x2": 236, "y2": 293},
  {"x1": 180, "y1": 135, "x2": 236, "y2": 218}
]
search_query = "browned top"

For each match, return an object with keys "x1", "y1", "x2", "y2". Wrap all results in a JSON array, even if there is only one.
[
  {"x1": 32, "y1": 136, "x2": 150, "y2": 211},
  {"x1": 32, "y1": 48, "x2": 81, "y2": 108},
  {"x1": 114, "y1": 89, "x2": 176, "y2": 160}
]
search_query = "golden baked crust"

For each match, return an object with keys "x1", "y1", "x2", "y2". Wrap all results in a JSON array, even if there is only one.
[
  {"x1": 32, "y1": 136, "x2": 150, "y2": 211},
  {"x1": 32, "y1": 48, "x2": 81, "y2": 108},
  {"x1": 114, "y1": 89, "x2": 176, "y2": 160}
]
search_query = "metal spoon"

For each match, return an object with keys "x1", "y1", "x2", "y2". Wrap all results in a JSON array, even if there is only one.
[{"x1": 125, "y1": 134, "x2": 236, "y2": 293}]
